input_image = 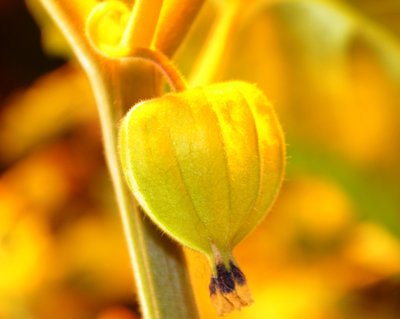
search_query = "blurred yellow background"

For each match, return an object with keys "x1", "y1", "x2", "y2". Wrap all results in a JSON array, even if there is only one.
[{"x1": 1, "y1": 0, "x2": 400, "y2": 318}]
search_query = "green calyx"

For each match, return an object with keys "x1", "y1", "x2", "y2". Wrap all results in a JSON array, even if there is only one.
[{"x1": 118, "y1": 81, "x2": 285, "y2": 262}]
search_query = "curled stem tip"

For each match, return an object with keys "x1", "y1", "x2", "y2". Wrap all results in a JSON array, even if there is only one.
[
  {"x1": 86, "y1": 1, "x2": 187, "y2": 92},
  {"x1": 85, "y1": 0, "x2": 163, "y2": 57},
  {"x1": 86, "y1": 0, "x2": 131, "y2": 57}
]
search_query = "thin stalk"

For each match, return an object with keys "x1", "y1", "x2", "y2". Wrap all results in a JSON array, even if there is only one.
[
  {"x1": 121, "y1": 0, "x2": 164, "y2": 48},
  {"x1": 189, "y1": 0, "x2": 242, "y2": 86},
  {"x1": 153, "y1": 0, "x2": 205, "y2": 56},
  {"x1": 37, "y1": 1, "x2": 200, "y2": 318},
  {"x1": 126, "y1": 48, "x2": 188, "y2": 91}
]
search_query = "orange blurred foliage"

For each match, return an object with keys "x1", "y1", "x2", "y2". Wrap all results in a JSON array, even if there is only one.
[{"x1": 1, "y1": 0, "x2": 400, "y2": 318}]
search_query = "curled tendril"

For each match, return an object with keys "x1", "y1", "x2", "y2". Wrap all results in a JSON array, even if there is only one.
[
  {"x1": 85, "y1": 1, "x2": 187, "y2": 92},
  {"x1": 86, "y1": 0, "x2": 131, "y2": 57}
]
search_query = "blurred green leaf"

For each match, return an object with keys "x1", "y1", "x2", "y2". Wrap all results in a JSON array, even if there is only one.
[{"x1": 287, "y1": 142, "x2": 400, "y2": 238}]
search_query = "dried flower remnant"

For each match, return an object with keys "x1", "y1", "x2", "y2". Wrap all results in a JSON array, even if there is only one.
[
  {"x1": 119, "y1": 81, "x2": 285, "y2": 315},
  {"x1": 209, "y1": 246, "x2": 253, "y2": 315}
]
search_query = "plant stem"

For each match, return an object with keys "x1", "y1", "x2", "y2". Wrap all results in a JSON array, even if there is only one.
[
  {"x1": 189, "y1": 0, "x2": 242, "y2": 86},
  {"x1": 153, "y1": 0, "x2": 205, "y2": 56},
  {"x1": 37, "y1": 1, "x2": 200, "y2": 318},
  {"x1": 126, "y1": 48, "x2": 188, "y2": 91},
  {"x1": 90, "y1": 66, "x2": 199, "y2": 319},
  {"x1": 121, "y1": 0, "x2": 164, "y2": 48}
]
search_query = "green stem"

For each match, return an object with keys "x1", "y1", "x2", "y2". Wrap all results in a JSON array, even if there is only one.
[
  {"x1": 90, "y1": 66, "x2": 198, "y2": 319},
  {"x1": 37, "y1": 1, "x2": 199, "y2": 318}
]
